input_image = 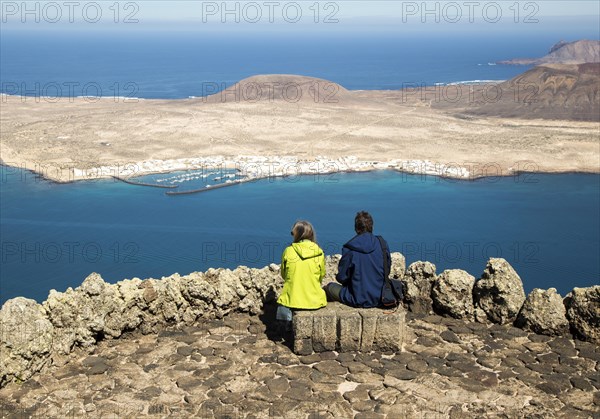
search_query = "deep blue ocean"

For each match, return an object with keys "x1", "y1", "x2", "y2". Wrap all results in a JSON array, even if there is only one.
[
  {"x1": 2, "y1": 29, "x2": 596, "y2": 98},
  {"x1": 1, "y1": 167, "x2": 599, "y2": 304},
  {"x1": 1, "y1": 28, "x2": 599, "y2": 304}
]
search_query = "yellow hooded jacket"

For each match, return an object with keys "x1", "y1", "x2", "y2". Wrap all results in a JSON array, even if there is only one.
[{"x1": 277, "y1": 240, "x2": 327, "y2": 309}]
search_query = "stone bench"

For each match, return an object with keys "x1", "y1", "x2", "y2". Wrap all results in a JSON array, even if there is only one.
[{"x1": 292, "y1": 302, "x2": 407, "y2": 355}]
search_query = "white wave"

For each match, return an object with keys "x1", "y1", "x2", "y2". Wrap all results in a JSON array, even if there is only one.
[
  {"x1": 445, "y1": 80, "x2": 506, "y2": 86},
  {"x1": 110, "y1": 96, "x2": 143, "y2": 100},
  {"x1": 73, "y1": 95, "x2": 143, "y2": 100}
]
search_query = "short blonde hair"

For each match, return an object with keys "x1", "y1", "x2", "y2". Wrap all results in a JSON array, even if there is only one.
[{"x1": 291, "y1": 220, "x2": 316, "y2": 243}]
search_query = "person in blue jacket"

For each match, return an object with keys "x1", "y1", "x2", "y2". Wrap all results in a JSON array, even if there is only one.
[{"x1": 324, "y1": 211, "x2": 391, "y2": 308}]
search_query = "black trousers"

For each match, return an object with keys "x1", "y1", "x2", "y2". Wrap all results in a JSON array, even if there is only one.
[{"x1": 323, "y1": 282, "x2": 342, "y2": 302}]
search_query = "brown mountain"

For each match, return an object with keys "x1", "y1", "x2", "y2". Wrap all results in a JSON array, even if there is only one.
[
  {"x1": 201, "y1": 74, "x2": 355, "y2": 105},
  {"x1": 498, "y1": 40, "x2": 600, "y2": 65},
  {"x1": 434, "y1": 63, "x2": 600, "y2": 121}
]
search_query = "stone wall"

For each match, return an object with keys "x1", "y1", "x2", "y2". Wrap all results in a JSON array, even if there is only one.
[
  {"x1": 0, "y1": 253, "x2": 598, "y2": 388},
  {"x1": 0, "y1": 265, "x2": 283, "y2": 388},
  {"x1": 293, "y1": 303, "x2": 407, "y2": 355},
  {"x1": 403, "y1": 258, "x2": 599, "y2": 345}
]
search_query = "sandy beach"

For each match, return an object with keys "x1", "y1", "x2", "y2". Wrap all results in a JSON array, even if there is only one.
[{"x1": 1, "y1": 80, "x2": 598, "y2": 183}]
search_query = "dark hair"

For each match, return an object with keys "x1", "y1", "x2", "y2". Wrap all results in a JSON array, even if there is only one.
[
  {"x1": 291, "y1": 220, "x2": 316, "y2": 243},
  {"x1": 354, "y1": 211, "x2": 373, "y2": 234}
]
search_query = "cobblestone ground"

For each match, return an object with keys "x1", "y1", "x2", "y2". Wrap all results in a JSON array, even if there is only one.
[{"x1": 1, "y1": 307, "x2": 599, "y2": 418}]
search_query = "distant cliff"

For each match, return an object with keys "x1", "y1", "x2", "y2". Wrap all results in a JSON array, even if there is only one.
[
  {"x1": 498, "y1": 40, "x2": 600, "y2": 65},
  {"x1": 434, "y1": 63, "x2": 600, "y2": 121}
]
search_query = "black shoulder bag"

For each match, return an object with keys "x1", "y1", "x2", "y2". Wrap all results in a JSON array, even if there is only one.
[{"x1": 377, "y1": 236, "x2": 404, "y2": 307}]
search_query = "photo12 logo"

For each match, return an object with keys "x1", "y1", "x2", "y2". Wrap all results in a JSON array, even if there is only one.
[
  {"x1": 201, "y1": 1, "x2": 340, "y2": 23},
  {"x1": 201, "y1": 80, "x2": 340, "y2": 104},
  {"x1": 0, "y1": 162, "x2": 143, "y2": 183},
  {"x1": 201, "y1": 241, "x2": 280, "y2": 264},
  {"x1": 1, "y1": 241, "x2": 140, "y2": 264},
  {"x1": 1, "y1": 1, "x2": 140, "y2": 23},
  {"x1": 400, "y1": 81, "x2": 542, "y2": 106},
  {"x1": 402, "y1": 240, "x2": 540, "y2": 265},
  {"x1": 1, "y1": 81, "x2": 140, "y2": 103},
  {"x1": 401, "y1": 1, "x2": 540, "y2": 23}
]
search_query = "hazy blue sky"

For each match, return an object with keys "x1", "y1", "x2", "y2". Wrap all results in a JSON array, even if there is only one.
[
  {"x1": 2, "y1": 0, "x2": 599, "y2": 27},
  {"x1": 138, "y1": 0, "x2": 599, "y2": 20}
]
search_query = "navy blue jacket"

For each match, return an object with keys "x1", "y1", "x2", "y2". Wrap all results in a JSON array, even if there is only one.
[{"x1": 336, "y1": 232, "x2": 391, "y2": 308}]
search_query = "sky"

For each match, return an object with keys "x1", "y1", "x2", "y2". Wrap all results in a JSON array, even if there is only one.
[
  {"x1": 139, "y1": 0, "x2": 599, "y2": 20},
  {"x1": 1, "y1": 0, "x2": 599, "y2": 30}
]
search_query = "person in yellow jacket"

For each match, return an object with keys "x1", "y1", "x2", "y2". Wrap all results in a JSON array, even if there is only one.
[{"x1": 277, "y1": 220, "x2": 327, "y2": 317}]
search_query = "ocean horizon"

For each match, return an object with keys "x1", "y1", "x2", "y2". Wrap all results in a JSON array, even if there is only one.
[{"x1": 2, "y1": 29, "x2": 598, "y2": 99}]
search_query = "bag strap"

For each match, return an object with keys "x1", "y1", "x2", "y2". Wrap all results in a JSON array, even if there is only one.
[{"x1": 377, "y1": 235, "x2": 391, "y2": 282}]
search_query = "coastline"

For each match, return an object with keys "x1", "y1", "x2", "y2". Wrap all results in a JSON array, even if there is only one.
[
  {"x1": 2, "y1": 85, "x2": 599, "y2": 186},
  {"x1": 1, "y1": 155, "x2": 599, "y2": 189},
  {"x1": 0, "y1": 155, "x2": 472, "y2": 183}
]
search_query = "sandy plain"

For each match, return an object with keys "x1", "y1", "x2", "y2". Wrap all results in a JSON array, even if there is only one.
[{"x1": 1, "y1": 77, "x2": 598, "y2": 182}]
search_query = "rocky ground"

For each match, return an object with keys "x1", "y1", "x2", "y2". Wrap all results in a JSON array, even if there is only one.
[{"x1": 1, "y1": 306, "x2": 598, "y2": 418}]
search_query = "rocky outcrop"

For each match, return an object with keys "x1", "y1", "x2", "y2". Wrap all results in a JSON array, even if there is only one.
[
  {"x1": 473, "y1": 258, "x2": 526, "y2": 325},
  {"x1": 2, "y1": 311, "x2": 599, "y2": 418},
  {"x1": 497, "y1": 39, "x2": 600, "y2": 65},
  {"x1": 1, "y1": 266, "x2": 282, "y2": 387},
  {"x1": 431, "y1": 269, "x2": 476, "y2": 320},
  {"x1": 390, "y1": 252, "x2": 407, "y2": 279},
  {"x1": 0, "y1": 298, "x2": 54, "y2": 386},
  {"x1": 43, "y1": 272, "x2": 134, "y2": 355},
  {"x1": 564, "y1": 286, "x2": 600, "y2": 344},
  {"x1": 401, "y1": 261, "x2": 437, "y2": 314},
  {"x1": 1, "y1": 255, "x2": 598, "y2": 389},
  {"x1": 435, "y1": 62, "x2": 600, "y2": 122},
  {"x1": 515, "y1": 288, "x2": 569, "y2": 336},
  {"x1": 322, "y1": 254, "x2": 342, "y2": 285}
]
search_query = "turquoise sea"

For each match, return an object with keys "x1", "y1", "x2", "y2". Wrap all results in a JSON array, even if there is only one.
[{"x1": 1, "y1": 167, "x2": 598, "y2": 304}]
